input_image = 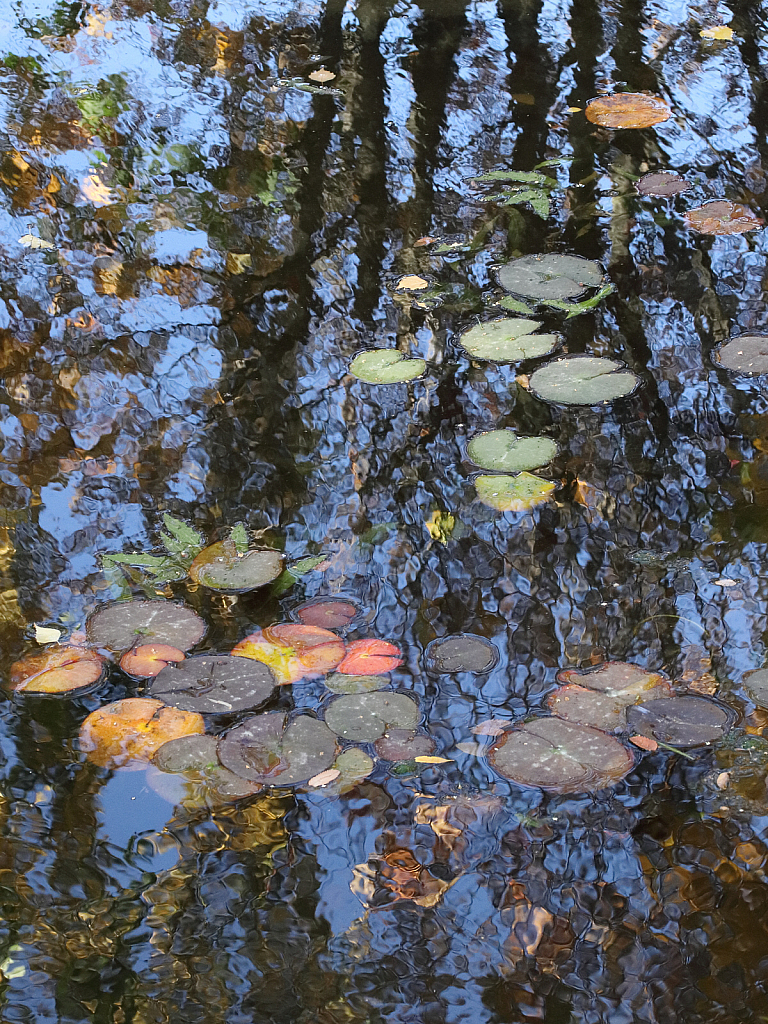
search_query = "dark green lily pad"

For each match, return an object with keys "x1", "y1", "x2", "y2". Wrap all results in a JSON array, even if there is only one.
[
  {"x1": 324, "y1": 673, "x2": 387, "y2": 694},
  {"x1": 374, "y1": 728, "x2": 436, "y2": 761},
  {"x1": 627, "y1": 696, "x2": 733, "y2": 748},
  {"x1": 489, "y1": 717, "x2": 634, "y2": 791},
  {"x1": 466, "y1": 431, "x2": 558, "y2": 473},
  {"x1": 497, "y1": 254, "x2": 603, "y2": 301},
  {"x1": 636, "y1": 171, "x2": 691, "y2": 197},
  {"x1": 324, "y1": 692, "x2": 420, "y2": 742},
  {"x1": 86, "y1": 599, "x2": 206, "y2": 653},
  {"x1": 191, "y1": 546, "x2": 283, "y2": 592},
  {"x1": 350, "y1": 350, "x2": 426, "y2": 384},
  {"x1": 549, "y1": 663, "x2": 673, "y2": 732},
  {"x1": 457, "y1": 319, "x2": 559, "y2": 362},
  {"x1": 744, "y1": 669, "x2": 768, "y2": 709},
  {"x1": 475, "y1": 472, "x2": 556, "y2": 512},
  {"x1": 713, "y1": 336, "x2": 768, "y2": 376},
  {"x1": 218, "y1": 713, "x2": 337, "y2": 786},
  {"x1": 149, "y1": 655, "x2": 277, "y2": 714},
  {"x1": 424, "y1": 634, "x2": 499, "y2": 674},
  {"x1": 334, "y1": 747, "x2": 375, "y2": 781},
  {"x1": 528, "y1": 355, "x2": 640, "y2": 405},
  {"x1": 153, "y1": 734, "x2": 219, "y2": 773}
]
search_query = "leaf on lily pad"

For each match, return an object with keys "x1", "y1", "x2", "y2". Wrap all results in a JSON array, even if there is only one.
[
  {"x1": 474, "y1": 472, "x2": 556, "y2": 512},
  {"x1": 189, "y1": 542, "x2": 283, "y2": 593},
  {"x1": 489, "y1": 717, "x2": 634, "y2": 792},
  {"x1": 714, "y1": 336, "x2": 768, "y2": 376},
  {"x1": 87, "y1": 599, "x2": 206, "y2": 653},
  {"x1": 457, "y1": 318, "x2": 559, "y2": 362},
  {"x1": 294, "y1": 597, "x2": 357, "y2": 630},
  {"x1": 325, "y1": 692, "x2": 420, "y2": 742},
  {"x1": 120, "y1": 644, "x2": 185, "y2": 678},
  {"x1": 308, "y1": 768, "x2": 341, "y2": 787},
  {"x1": 337, "y1": 638, "x2": 403, "y2": 675},
  {"x1": 396, "y1": 275, "x2": 428, "y2": 290},
  {"x1": 636, "y1": 171, "x2": 691, "y2": 197},
  {"x1": 629, "y1": 734, "x2": 658, "y2": 751},
  {"x1": 6, "y1": 646, "x2": 105, "y2": 695},
  {"x1": 374, "y1": 728, "x2": 436, "y2": 761},
  {"x1": 324, "y1": 672, "x2": 388, "y2": 694},
  {"x1": 79, "y1": 697, "x2": 205, "y2": 768},
  {"x1": 218, "y1": 713, "x2": 337, "y2": 786},
  {"x1": 684, "y1": 200, "x2": 763, "y2": 235},
  {"x1": 350, "y1": 350, "x2": 426, "y2": 384},
  {"x1": 149, "y1": 654, "x2": 277, "y2": 714},
  {"x1": 232, "y1": 623, "x2": 345, "y2": 684},
  {"x1": 528, "y1": 355, "x2": 640, "y2": 405},
  {"x1": 466, "y1": 431, "x2": 558, "y2": 473},
  {"x1": 424, "y1": 634, "x2": 499, "y2": 674},
  {"x1": 308, "y1": 67, "x2": 336, "y2": 83},
  {"x1": 585, "y1": 93, "x2": 671, "y2": 129},
  {"x1": 153, "y1": 734, "x2": 220, "y2": 773},
  {"x1": 548, "y1": 662, "x2": 673, "y2": 731},
  {"x1": 497, "y1": 254, "x2": 603, "y2": 301},
  {"x1": 626, "y1": 696, "x2": 734, "y2": 747}
]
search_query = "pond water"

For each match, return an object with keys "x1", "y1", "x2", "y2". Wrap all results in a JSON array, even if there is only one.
[{"x1": 1, "y1": 0, "x2": 768, "y2": 1020}]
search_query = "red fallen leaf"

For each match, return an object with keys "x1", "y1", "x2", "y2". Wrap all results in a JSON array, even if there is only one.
[
  {"x1": 629, "y1": 734, "x2": 658, "y2": 751},
  {"x1": 337, "y1": 638, "x2": 403, "y2": 675},
  {"x1": 232, "y1": 623, "x2": 345, "y2": 684},
  {"x1": 79, "y1": 697, "x2": 205, "y2": 768},
  {"x1": 120, "y1": 644, "x2": 186, "y2": 678},
  {"x1": 7, "y1": 646, "x2": 105, "y2": 694}
]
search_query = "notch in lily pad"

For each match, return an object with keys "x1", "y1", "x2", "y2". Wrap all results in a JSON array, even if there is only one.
[
  {"x1": 528, "y1": 355, "x2": 641, "y2": 406},
  {"x1": 86, "y1": 599, "x2": 206, "y2": 653},
  {"x1": 457, "y1": 318, "x2": 559, "y2": 363},
  {"x1": 324, "y1": 692, "x2": 420, "y2": 742},
  {"x1": 350, "y1": 350, "x2": 426, "y2": 384},
  {"x1": 475, "y1": 472, "x2": 556, "y2": 512},
  {"x1": 189, "y1": 541, "x2": 283, "y2": 593},
  {"x1": 713, "y1": 335, "x2": 768, "y2": 376},
  {"x1": 424, "y1": 634, "x2": 499, "y2": 674},
  {"x1": 466, "y1": 431, "x2": 557, "y2": 473},
  {"x1": 218, "y1": 713, "x2": 338, "y2": 787},
  {"x1": 149, "y1": 654, "x2": 277, "y2": 714}
]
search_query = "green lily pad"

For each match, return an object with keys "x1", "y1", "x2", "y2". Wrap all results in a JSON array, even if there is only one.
[
  {"x1": 714, "y1": 336, "x2": 768, "y2": 376},
  {"x1": 528, "y1": 355, "x2": 640, "y2": 405},
  {"x1": 489, "y1": 717, "x2": 634, "y2": 791},
  {"x1": 334, "y1": 747, "x2": 375, "y2": 782},
  {"x1": 189, "y1": 544, "x2": 283, "y2": 593},
  {"x1": 86, "y1": 599, "x2": 206, "y2": 652},
  {"x1": 497, "y1": 254, "x2": 603, "y2": 301},
  {"x1": 457, "y1": 318, "x2": 559, "y2": 362},
  {"x1": 153, "y1": 734, "x2": 219, "y2": 773},
  {"x1": 549, "y1": 662, "x2": 673, "y2": 731},
  {"x1": 324, "y1": 673, "x2": 388, "y2": 694},
  {"x1": 627, "y1": 696, "x2": 733, "y2": 748},
  {"x1": 744, "y1": 669, "x2": 768, "y2": 708},
  {"x1": 474, "y1": 472, "x2": 556, "y2": 512},
  {"x1": 424, "y1": 634, "x2": 499, "y2": 674},
  {"x1": 350, "y1": 350, "x2": 426, "y2": 384},
  {"x1": 149, "y1": 655, "x2": 277, "y2": 714},
  {"x1": 466, "y1": 431, "x2": 557, "y2": 473},
  {"x1": 324, "y1": 692, "x2": 420, "y2": 742},
  {"x1": 374, "y1": 729, "x2": 436, "y2": 761},
  {"x1": 218, "y1": 713, "x2": 337, "y2": 786}
]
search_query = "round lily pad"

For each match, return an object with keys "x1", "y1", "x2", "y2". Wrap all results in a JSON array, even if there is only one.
[
  {"x1": 714, "y1": 336, "x2": 768, "y2": 376},
  {"x1": 218, "y1": 713, "x2": 337, "y2": 787},
  {"x1": 120, "y1": 644, "x2": 185, "y2": 678},
  {"x1": 79, "y1": 697, "x2": 205, "y2": 769},
  {"x1": 374, "y1": 729, "x2": 436, "y2": 761},
  {"x1": 154, "y1": 734, "x2": 220, "y2": 773},
  {"x1": 324, "y1": 673, "x2": 387, "y2": 694},
  {"x1": 294, "y1": 598, "x2": 358, "y2": 630},
  {"x1": 466, "y1": 431, "x2": 558, "y2": 473},
  {"x1": 6, "y1": 646, "x2": 106, "y2": 695},
  {"x1": 489, "y1": 717, "x2": 634, "y2": 792},
  {"x1": 475, "y1": 472, "x2": 556, "y2": 512},
  {"x1": 636, "y1": 171, "x2": 691, "y2": 197},
  {"x1": 627, "y1": 696, "x2": 733, "y2": 747},
  {"x1": 149, "y1": 655, "x2": 277, "y2": 714},
  {"x1": 189, "y1": 544, "x2": 283, "y2": 592},
  {"x1": 457, "y1": 319, "x2": 559, "y2": 362},
  {"x1": 744, "y1": 669, "x2": 768, "y2": 708},
  {"x1": 424, "y1": 634, "x2": 499, "y2": 674},
  {"x1": 497, "y1": 254, "x2": 603, "y2": 301},
  {"x1": 585, "y1": 93, "x2": 671, "y2": 129},
  {"x1": 528, "y1": 355, "x2": 640, "y2": 405},
  {"x1": 324, "y1": 692, "x2": 420, "y2": 742},
  {"x1": 87, "y1": 599, "x2": 206, "y2": 653},
  {"x1": 684, "y1": 200, "x2": 763, "y2": 235},
  {"x1": 350, "y1": 350, "x2": 426, "y2": 384},
  {"x1": 334, "y1": 747, "x2": 375, "y2": 782}
]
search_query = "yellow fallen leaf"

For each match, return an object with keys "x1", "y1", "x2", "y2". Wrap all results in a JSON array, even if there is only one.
[
  {"x1": 80, "y1": 171, "x2": 114, "y2": 207},
  {"x1": 700, "y1": 25, "x2": 733, "y2": 39},
  {"x1": 226, "y1": 252, "x2": 252, "y2": 274},
  {"x1": 567, "y1": 106, "x2": 582, "y2": 112},
  {"x1": 34, "y1": 625, "x2": 62, "y2": 645},
  {"x1": 308, "y1": 768, "x2": 341, "y2": 787},
  {"x1": 396, "y1": 275, "x2": 428, "y2": 290},
  {"x1": 19, "y1": 234, "x2": 54, "y2": 250},
  {"x1": 426, "y1": 510, "x2": 454, "y2": 544},
  {"x1": 414, "y1": 755, "x2": 453, "y2": 764},
  {"x1": 309, "y1": 67, "x2": 336, "y2": 83}
]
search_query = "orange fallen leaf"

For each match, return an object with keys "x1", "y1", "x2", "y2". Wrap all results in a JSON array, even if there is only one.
[
  {"x1": 585, "y1": 93, "x2": 671, "y2": 129},
  {"x1": 413, "y1": 237, "x2": 435, "y2": 247},
  {"x1": 684, "y1": 201, "x2": 763, "y2": 235},
  {"x1": 120, "y1": 644, "x2": 186, "y2": 678},
  {"x1": 308, "y1": 768, "x2": 341, "y2": 787},
  {"x1": 79, "y1": 697, "x2": 205, "y2": 768},
  {"x1": 337, "y1": 638, "x2": 403, "y2": 675},
  {"x1": 396, "y1": 275, "x2": 428, "y2": 290},
  {"x1": 629, "y1": 734, "x2": 658, "y2": 751}
]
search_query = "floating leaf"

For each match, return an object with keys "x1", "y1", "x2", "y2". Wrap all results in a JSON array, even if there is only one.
[
  {"x1": 189, "y1": 542, "x2": 283, "y2": 593},
  {"x1": 374, "y1": 728, "x2": 436, "y2": 761},
  {"x1": 549, "y1": 662, "x2": 673, "y2": 731},
  {"x1": 396, "y1": 275, "x2": 428, "y2": 290},
  {"x1": 6, "y1": 647, "x2": 105, "y2": 695},
  {"x1": 497, "y1": 254, "x2": 603, "y2": 301},
  {"x1": 226, "y1": 253, "x2": 252, "y2": 274},
  {"x1": 232, "y1": 623, "x2": 345, "y2": 684},
  {"x1": 308, "y1": 768, "x2": 341, "y2": 786},
  {"x1": 636, "y1": 171, "x2": 691, "y2": 197},
  {"x1": 218, "y1": 713, "x2": 337, "y2": 786},
  {"x1": 498, "y1": 296, "x2": 535, "y2": 315},
  {"x1": 337, "y1": 638, "x2": 403, "y2": 675},
  {"x1": 87, "y1": 600, "x2": 206, "y2": 653},
  {"x1": 425, "y1": 509, "x2": 455, "y2": 544},
  {"x1": 471, "y1": 170, "x2": 554, "y2": 185},
  {"x1": 19, "y1": 233, "x2": 54, "y2": 250},
  {"x1": 324, "y1": 672, "x2": 387, "y2": 694},
  {"x1": 457, "y1": 318, "x2": 558, "y2": 362},
  {"x1": 700, "y1": 25, "x2": 733, "y2": 39},
  {"x1": 528, "y1": 355, "x2": 640, "y2": 405},
  {"x1": 153, "y1": 734, "x2": 220, "y2": 773},
  {"x1": 489, "y1": 717, "x2": 634, "y2": 792},
  {"x1": 120, "y1": 644, "x2": 185, "y2": 678},
  {"x1": 629, "y1": 734, "x2": 658, "y2": 751},
  {"x1": 34, "y1": 625, "x2": 62, "y2": 645},
  {"x1": 325, "y1": 692, "x2": 420, "y2": 742},
  {"x1": 424, "y1": 634, "x2": 499, "y2": 674},
  {"x1": 149, "y1": 655, "x2": 277, "y2": 714},
  {"x1": 540, "y1": 283, "x2": 616, "y2": 318},
  {"x1": 334, "y1": 747, "x2": 375, "y2": 781},
  {"x1": 472, "y1": 719, "x2": 513, "y2": 736},
  {"x1": 684, "y1": 200, "x2": 763, "y2": 235},
  {"x1": 272, "y1": 555, "x2": 326, "y2": 596},
  {"x1": 308, "y1": 67, "x2": 336, "y2": 83},
  {"x1": 230, "y1": 523, "x2": 249, "y2": 554},
  {"x1": 350, "y1": 350, "x2": 426, "y2": 384},
  {"x1": 79, "y1": 697, "x2": 205, "y2": 768},
  {"x1": 414, "y1": 755, "x2": 452, "y2": 764},
  {"x1": 466, "y1": 431, "x2": 557, "y2": 473},
  {"x1": 714, "y1": 336, "x2": 768, "y2": 376},
  {"x1": 294, "y1": 597, "x2": 357, "y2": 630},
  {"x1": 160, "y1": 514, "x2": 205, "y2": 558},
  {"x1": 585, "y1": 93, "x2": 671, "y2": 128},
  {"x1": 474, "y1": 472, "x2": 556, "y2": 512},
  {"x1": 626, "y1": 696, "x2": 733, "y2": 747},
  {"x1": 744, "y1": 669, "x2": 768, "y2": 709}
]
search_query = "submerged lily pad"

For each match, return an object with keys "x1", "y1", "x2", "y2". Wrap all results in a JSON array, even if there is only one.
[
  {"x1": 87, "y1": 599, "x2": 206, "y2": 653},
  {"x1": 350, "y1": 350, "x2": 426, "y2": 384},
  {"x1": 6, "y1": 646, "x2": 106, "y2": 695},
  {"x1": 334, "y1": 747, "x2": 375, "y2": 781},
  {"x1": 294, "y1": 598, "x2": 358, "y2": 629},
  {"x1": 489, "y1": 717, "x2": 634, "y2": 791},
  {"x1": 189, "y1": 543, "x2": 283, "y2": 592},
  {"x1": 684, "y1": 200, "x2": 763, "y2": 235},
  {"x1": 79, "y1": 697, "x2": 205, "y2": 769},
  {"x1": 153, "y1": 734, "x2": 220, "y2": 772},
  {"x1": 497, "y1": 254, "x2": 603, "y2": 301},
  {"x1": 324, "y1": 672, "x2": 387, "y2": 694},
  {"x1": 585, "y1": 93, "x2": 671, "y2": 129},
  {"x1": 218, "y1": 713, "x2": 337, "y2": 786},
  {"x1": 232, "y1": 623, "x2": 345, "y2": 684},
  {"x1": 374, "y1": 728, "x2": 436, "y2": 761},
  {"x1": 466, "y1": 431, "x2": 558, "y2": 473},
  {"x1": 424, "y1": 634, "x2": 499, "y2": 674},
  {"x1": 149, "y1": 655, "x2": 277, "y2": 714},
  {"x1": 475, "y1": 472, "x2": 556, "y2": 512},
  {"x1": 528, "y1": 355, "x2": 640, "y2": 405},
  {"x1": 714, "y1": 336, "x2": 768, "y2": 376},
  {"x1": 744, "y1": 669, "x2": 768, "y2": 708},
  {"x1": 324, "y1": 692, "x2": 420, "y2": 742},
  {"x1": 627, "y1": 696, "x2": 733, "y2": 747},
  {"x1": 636, "y1": 171, "x2": 691, "y2": 197},
  {"x1": 549, "y1": 662, "x2": 673, "y2": 731},
  {"x1": 457, "y1": 319, "x2": 559, "y2": 362}
]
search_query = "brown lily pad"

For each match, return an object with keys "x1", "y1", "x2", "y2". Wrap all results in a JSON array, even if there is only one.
[
  {"x1": 218, "y1": 713, "x2": 337, "y2": 787},
  {"x1": 79, "y1": 697, "x2": 205, "y2": 768},
  {"x1": 636, "y1": 171, "x2": 691, "y2": 196},
  {"x1": 585, "y1": 93, "x2": 671, "y2": 129},
  {"x1": 6, "y1": 646, "x2": 105, "y2": 695},
  {"x1": 684, "y1": 200, "x2": 763, "y2": 235},
  {"x1": 374, "y1": 729, "x2": 436, "y2": 761},
  {"x1": 626, "y1": 696, "x2": 734, "y2": 747},
  {"x1": 87, "y1": 599, "x2": 206, "y2": 653},
  {"x1": 294, "y1": 597, "x2": 358, "y2": 629},
  {"x1": 549, "y1": 661, "x2": 673, "y2": 732},
  {"x1": 713, "y1": 335, "x2": 768, "y2": 376}
]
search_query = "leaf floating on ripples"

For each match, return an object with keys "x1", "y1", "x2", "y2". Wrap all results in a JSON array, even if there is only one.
[
  {"x1": 337, "y1": 638, "x2": 403, "y2": 675},
  {"x1": 7, "y1": 646, "x2": 105, "y2": 695},
  {"x1": 548, "y1": 661, "x2": 673, "y2": 731},
  {"x1": 457, "y1": 318, "x2": 559, "y2": 362},
  {"x1": 86, "y1": 599, "x2": 206, "y2": 653},
  {"x1": 497, "y1": 253, "x2": 604, "y2": 301},
  {"x1": 424, "y1": 634, "x2": 499, "y2": 674},
  {"x1": 350, "y1": 349, "x2": 426, "y2": 384},
  {"x1": 684, "y1": 200, "x2": 763, "y2": 235},
  {"x1": 80, "y1": 697, "x2": 205, "y2": 768},
  {"x1": 744, "y1": 669, "x2": 768, "y2": 709},
  {"x1": 294, "y1": 597, "x2": 357, "y2": 630},
  {"x1": 585, "y1": 93, "x2": 671, "y2": 128},
  {"x1": 636, "y1": 171, "x2": 691, "y2": 197},
  {"x1": 528, "y1": 355, "x2": 641, "y2": 405},
  {"x1": 324, "y1": 672, "x2": 388, "y2": 694},
  {"x1": 19, "y1": 232, "x2": 54, "y2": 250},
  {"x1": 153, "y1": 734, "x2": 220, "y2": 773},
  {"x1": 189, "y1": 542, "x2": 283, "y2": 592},
  {"x1": 334, "y1": 747, "x2": 375, "y2": 781},
  {"x1": 396, "y1": 275, "x2": 428, "y2": 290},
  {"x1": 120, "y1": 644, "x2": 185, "y2": 678},
  {"x1": 474, "y1": 472, "x2": 556, "y2": 512},
  {"x1": 713, "y1": 335, "x2": 768, "y2": 375},
  {"x1": 466, "y1": 430, "x2": 558, "y2": 473},
  {"x1": 700, "y1": 24, "x2": 734, "y2": 39},
  {"x1": 233, "y1": 624, "x2": 345, "y2": 684}
]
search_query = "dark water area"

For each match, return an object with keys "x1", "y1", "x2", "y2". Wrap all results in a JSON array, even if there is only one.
[{"x1": 2, "y1": 0, "x2": 768, "y2": 1020}]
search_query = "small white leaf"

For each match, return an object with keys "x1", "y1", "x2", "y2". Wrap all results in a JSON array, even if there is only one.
[
  {"x1": 713, "y1": 578, "x2": 737, "y2": 587},
  {"x1": 308, "y1": 768, "x2": 341, "y2": 787},
  {"x1": 34, "y1": 625, "x2": 62, "y2": 644},
  {"x1": 19, "y1": 234, "x2": 54, "y2": 250}
]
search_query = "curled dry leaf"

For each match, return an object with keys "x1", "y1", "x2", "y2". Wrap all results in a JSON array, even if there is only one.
[
  {"x1": 629, "y1": 734, "x2": 658, "y2": 751},
  {"x1": 120, "y1": 644, "x2": 185, "y2": 678},
  {"x1": 7, "y1": 646, "x2": 105, "y2": 695},
  {"x1": 716, "y1": 771, "x2": 730, "y2": 789},
  {"x1": 396, "y1": 275, "x2": 428, "y2": 290},
  {"x1": 684, "y1": 200, "x2": 763, "y2": 235},
  {"x1": 585, "y1": 93, "x2": 671, "y2": 129},
  {"x1": 308, "y1": 67, "x2": 336, "y2": 83},
  {"x1": 308, "y1": 768, "x2": 341, "y2": 787},
  {"x1": 79, "y1": 697, "x2": 205, "y2": 768},
  {"x1": 34, "y1": 625, "x2": 62, "y2": 644}
]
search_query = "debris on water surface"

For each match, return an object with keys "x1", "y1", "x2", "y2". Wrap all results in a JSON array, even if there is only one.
[
  {"x1": 714, "y1": 335, "x2": 768, "y2": 375},
  {"x1": 700, "y1": 25, "x2": 734, "y2": 40},
  {"x1": 626, "y1": 696, "x2": 734, "y2": 747},
  {"x1": 585, "y1": 93, "x2": 671, "y2": 128},
  {"x1": 324, "y1": 672, "x2": 388, "y2": 694},
  {"x1": 374, "y1": 728, "x2": 436, "y2": 760}
]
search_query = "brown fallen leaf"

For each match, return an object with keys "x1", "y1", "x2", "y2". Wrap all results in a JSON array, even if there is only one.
[
  {"x1": 472, "y1": 719, "x2": 512, "y2": 737},
  {"x1": 585, "y1": 92, "x2": 671, "y2": 129},
  {"x1": 455, "y1": 741, "x2": 489, "y2": 756},
  {"x1": 684, "y1": 200, "x2": 763, "y2": 235},
  {"x1": 308, "y1": 768, "x2": 341, "y2": 787},
  {"x1": 413, "y1": 236, "x2": 435, "y2": 247},
  {"x1": 396, "y1": 275, "x2": 428, "y2": 290},
  {"x1": 629, "y1": 734, "x2": 658, "y2": 751},
  {"x1": 516, "y1": 374, "x2": 530, "y2": 389}
]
